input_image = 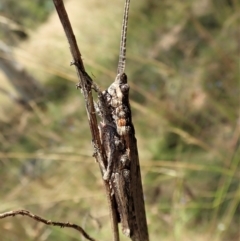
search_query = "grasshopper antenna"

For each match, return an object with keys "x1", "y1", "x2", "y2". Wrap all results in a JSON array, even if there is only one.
[{"x1": 117, "y1": 0, "x2": 130, "y2": 74}]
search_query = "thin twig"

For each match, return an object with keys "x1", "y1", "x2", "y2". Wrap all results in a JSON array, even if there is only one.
[
  {"x1": 0, "y1": 209, "x2": 97, "y2": 241},
  {"x1": 52, "y1": 0, "x2": 105, "y2": 173}
]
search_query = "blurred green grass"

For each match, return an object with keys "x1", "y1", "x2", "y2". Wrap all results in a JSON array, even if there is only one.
[{"x1": 0, "y1": 0, "x2": 239, "y2": 240}]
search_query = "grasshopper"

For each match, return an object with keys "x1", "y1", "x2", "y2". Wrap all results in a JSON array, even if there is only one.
[{"x1": 95, "y1": 0, "x2": 149, "y2": 239}]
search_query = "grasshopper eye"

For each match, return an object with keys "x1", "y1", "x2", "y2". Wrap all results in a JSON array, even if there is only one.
[{"x1": 120, "y1": 83, "x2": 129, "y2": 93}]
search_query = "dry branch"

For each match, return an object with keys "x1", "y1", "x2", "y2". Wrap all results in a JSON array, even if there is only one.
[{"x1": 0, "y1": 209, "x2": 97, "y2": 241}]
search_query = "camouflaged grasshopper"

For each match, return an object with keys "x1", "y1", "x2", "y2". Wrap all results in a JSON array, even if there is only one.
[{"x1": 95, "y1": 0, "x2": 149, "y2": 239}]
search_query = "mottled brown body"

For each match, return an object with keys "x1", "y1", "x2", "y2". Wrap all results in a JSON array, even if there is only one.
[{"x1": 95, "y1": 0, "x2": 149, "y2": 239}]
